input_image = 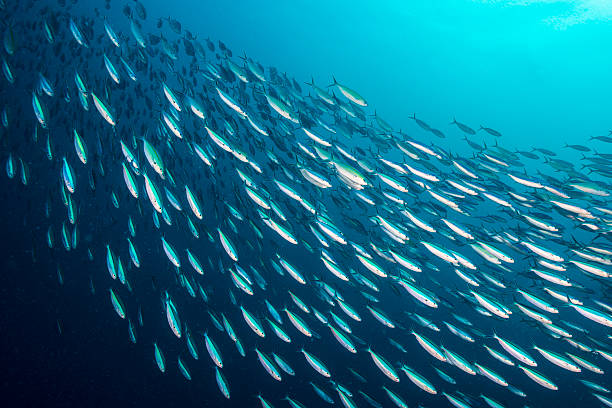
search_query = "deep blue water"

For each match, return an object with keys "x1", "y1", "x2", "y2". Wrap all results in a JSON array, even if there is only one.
[{"x1": 1, "y1": 1, "x2": 611, "y2": 408}]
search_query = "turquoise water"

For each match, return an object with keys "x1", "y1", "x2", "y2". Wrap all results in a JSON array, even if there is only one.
[{"x1": 161, "y1": 0, "x2": 612, "y2": 150}]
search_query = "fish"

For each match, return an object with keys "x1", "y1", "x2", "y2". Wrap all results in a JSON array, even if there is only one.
[
  {"x1": 1, "y1": 3, "x2": 611, "y2": 408},
  {"x1": 479, "y1": 125, "x2": 502, "y2": 137},
  {"x1": 451, "y1": 117, "x2": 476, "y2": 135}
]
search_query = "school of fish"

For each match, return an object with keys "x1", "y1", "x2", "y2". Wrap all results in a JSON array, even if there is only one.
[{"x1": 1, "y1": 0, "x2": 612, "y2": 407}]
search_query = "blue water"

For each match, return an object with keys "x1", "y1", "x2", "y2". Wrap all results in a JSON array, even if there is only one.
[
  {"x1": 156, "y1": 0, "x2": 612, "y2": 150},
  {"x1": 1, "y1": 1, "x2": 611, "y2": 408}
]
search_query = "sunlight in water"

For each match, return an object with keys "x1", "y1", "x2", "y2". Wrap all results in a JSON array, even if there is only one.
[{"x1": 476, "y1": 0, "x2": 612, "y2": 28}]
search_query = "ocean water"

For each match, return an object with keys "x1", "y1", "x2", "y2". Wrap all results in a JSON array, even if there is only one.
[
  {"x1": 159, "y1": 0, "x2": 612, "y2": 150},
  {"x1": 0, "y1": 1, "x2": 611, "y2": 408}
]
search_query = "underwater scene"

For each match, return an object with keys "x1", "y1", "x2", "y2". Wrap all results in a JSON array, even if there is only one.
[{"x1": 1, "y1": 0, "x2": 611, "y2": 407}]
